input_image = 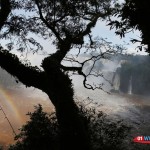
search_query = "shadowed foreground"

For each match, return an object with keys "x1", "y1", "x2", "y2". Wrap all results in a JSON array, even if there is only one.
[{"x1": 8, "y1": 103, "x2": 130, "y2": 150}]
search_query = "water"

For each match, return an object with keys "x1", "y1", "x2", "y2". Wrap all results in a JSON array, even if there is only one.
[
  {"x1": 128, "y1": 76, "x2": 132, "y2": 95},
  {"x1": 112, "y1": 72, "x2": 120, "y2": 91},
  {"x1": 73, "y1": 76, "x2": 150, "y2": 126},
  {"x1": 0, "y1": 75, "x2": 150, "y2": 147}
]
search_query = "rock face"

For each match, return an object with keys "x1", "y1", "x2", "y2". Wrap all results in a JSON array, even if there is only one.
[
  {"x1": 112, "y1": 56, "x2": 150, "y2": 96},
  {"x1": 43, "y1": 54, "x2": 150, "y2": 96}
]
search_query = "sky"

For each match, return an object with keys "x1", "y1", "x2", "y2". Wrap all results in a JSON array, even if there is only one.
[
  {"x1": 25, "y1": 20, "x2": 147, "y2": 67},
  {"x1": 0, "y1": 0, "x2": 148, "y2": 67},
  {"x1": 93, "y1": 21, "x2": 145, "y2": 55},
  {"x1": 10, "y1": 20, "x2": 146, "y2": 68}
]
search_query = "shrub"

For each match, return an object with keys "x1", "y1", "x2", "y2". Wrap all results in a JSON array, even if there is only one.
[
  {"x1": 77, "y1": 99, "x2": 131, "y2": 150},
  {"x1": 9, "y1": 104, "x2": 59, "y2": 150},
  {"x1": 9, "y1": 100, "x2": 131, "y2": 150}
]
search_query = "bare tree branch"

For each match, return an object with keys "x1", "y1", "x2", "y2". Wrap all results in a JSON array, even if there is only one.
[
  {"x1": 60, "y1": 65, "x2": 81, "y2": 72},
  {"x1": 35, "y1": 0, "x2": 63, "y2": 42},
  {"x1": 61, "y1": 38, "x2": 122, "y2": 91}
]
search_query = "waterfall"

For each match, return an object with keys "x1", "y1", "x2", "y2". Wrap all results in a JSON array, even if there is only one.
[
  {"x1": 112, "y1": 72, "x2": 120, "y2": 91},
  {"x1": 128, "y1": 76, "x2": 132, "y2": 95}
]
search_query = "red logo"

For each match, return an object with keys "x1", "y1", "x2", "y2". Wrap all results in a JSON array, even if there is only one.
[{"x1": 133, "y1": 136, "x2": 150, "y2": 144}]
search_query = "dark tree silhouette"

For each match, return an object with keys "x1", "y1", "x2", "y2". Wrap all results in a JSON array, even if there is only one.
[
  {"x1": 9, "y1": 103, "x2": 130, "y2": 150},
  {"x1": 108, "y1": 0, "x2": 150, "y2": 53},
  {"x1": 9, "y1": 104, "x2": 59, "y2": 150},
  {"x1": 0, "y1": 1, "x2": 119, "y2": 149}
]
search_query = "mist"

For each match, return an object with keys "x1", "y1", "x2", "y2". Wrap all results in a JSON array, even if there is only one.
[
  {"x1": 0, "y1": 67, "x2": 53, "y2": 148},
  {"x1": 0, "y1": 54, "x2": 150, "y2": 149},
  {"x1": 71, "y1": 54, "x2": 150, "y2": 138}
]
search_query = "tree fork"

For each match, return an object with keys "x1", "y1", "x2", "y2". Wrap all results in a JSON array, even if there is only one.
[
  {"x1": 0, "y1": 48, "x2": 91, "y2": 150},
  {"x1": 42, "y1": 51, "x2": 91, "y2": 150}
]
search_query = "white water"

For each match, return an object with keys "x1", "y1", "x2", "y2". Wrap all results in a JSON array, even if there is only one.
[
  {"x1": 112, "y1": 72, "x2": 120, "y2": 91},
  {"x1": 73, "y1": 75, "x2": 150, "y2": 126},
  {"x1": 128, "y1": 76, "x2": 132, "y2": 95}
]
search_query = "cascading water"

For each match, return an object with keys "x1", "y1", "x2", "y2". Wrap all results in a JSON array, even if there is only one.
[
  {"x1": 112, "y1": 72, "x2": 120, "y2": 91},
  {"x1": 128, "y1": 76, "x2": 132, "y2": 95}
]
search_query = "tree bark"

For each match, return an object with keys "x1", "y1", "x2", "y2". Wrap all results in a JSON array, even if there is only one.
[
  {"x1": 41, "y1": 48, "x2": 90, "y2": 150},
  {"x1": 0, "y1": 1, "x2": 90, "y2": 146},
  {"x1": 0, "y1": 49, "x2": 90, "y2": 150}
]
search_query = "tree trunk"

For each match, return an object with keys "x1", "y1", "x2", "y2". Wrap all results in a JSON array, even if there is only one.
[
  {"x1": 48, "y1": 91, "x2": 90, "y2": 150},
  {"x1": 0, "y1": 1, "x2": 91, "y2": 149},
  {"x1": 0, "y1": 48, "x2": 91, "y2": 150},
  {"x1": 42, "y1": 53, "x2": 90, "y2": 150}
]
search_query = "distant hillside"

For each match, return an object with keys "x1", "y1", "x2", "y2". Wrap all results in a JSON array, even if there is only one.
[
  {"x1": 111, "y1": 55, "x2": 150, "y2": 96},
  {"x1": 80, "y1": 53, "x2": 150, "y2": 96}
]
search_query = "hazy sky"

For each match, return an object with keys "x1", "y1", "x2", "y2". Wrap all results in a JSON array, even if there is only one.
[
  {"x1": 26, "y1": 20, "x2": 146, "y2": 67},
  {"x1": 93, "y1": 21, "x2": 144, "y2": 54},
  {"x1": 1, "y1": 0, "x2": 148, "y2": 67},
  {"x1": 12, "y1": 19, "x2": 145, "y2": 68}
]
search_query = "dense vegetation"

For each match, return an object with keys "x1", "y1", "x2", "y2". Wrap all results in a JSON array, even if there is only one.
[
  {"x1": 8, "y1": 102, "x2": 130, "y2": 150},
  {"x1": 108, "y1": 0, "x2": 150, "y2": 52}
]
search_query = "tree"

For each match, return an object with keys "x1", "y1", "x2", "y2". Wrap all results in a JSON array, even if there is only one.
[
  {"x1": 108, "y1": 0, "x2": 150, "y2": 53},
  {"x1": 9, "y1": 104, "x2": 59, "y2": 150},
  {"x1": 0, "y1": 0, "x2": 119, "y2": 149},
  {"x1": 9, "y1": 103, "x2": 130, "y2": 150}
]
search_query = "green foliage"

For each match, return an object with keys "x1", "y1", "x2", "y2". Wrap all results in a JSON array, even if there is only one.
[
  {"x1": 108, "y1": 0, "x2": 150, "y2": 52},
  {"x1": 0, "y1": 0, "x2": 118, "y2": 52},
  {"x1": 9, "y1": 104, "x2": 59, "y2": 150},
  {"x1": 9, "y1": 101, "x2": 131, "y2": 150},
  {"x1": 77, "y1": 100, "x2": 131, "y2": 150}
]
